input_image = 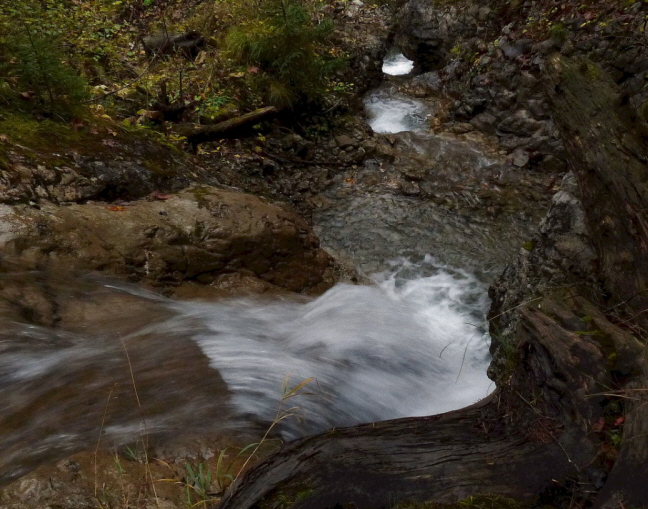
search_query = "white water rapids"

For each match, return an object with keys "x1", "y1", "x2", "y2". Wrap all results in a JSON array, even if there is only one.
[
  {"x1": 382, "y1": 49, "x2": 415, "y2": 76},
  {"x1": 179, "y1": 257, "x2": 492, "y2": 437},
  {"x1": 365, "y1": 50, "x2": 426, "y2": 133}
]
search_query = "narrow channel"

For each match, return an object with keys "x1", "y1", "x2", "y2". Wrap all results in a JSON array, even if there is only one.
[{"x1": 0, "y1": 50, "x2": 497, "y2": 482}]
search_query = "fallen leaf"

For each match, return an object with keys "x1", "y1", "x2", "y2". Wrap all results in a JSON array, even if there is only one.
[
  {"x1": 247, "y1": 66, "x2": 259, "y2": 74},
  {"x1": 139, "y1": 110, "x2": 163, "y2": 120},
  {"x1": 0, "y1": 135, "x2": 9, "y2": 143},
  {"x1": 19, "y1": 91, "x2": 36, "y2": 100},
  {"x1": 151, "y1": 192, "x2": 171, "y2": 201},
  {"x1": 102, "y1": 139, "x2": 117, "y2": 147},
  {"x1": 592, "y1": 417, "x2": 606, "y2": 433},
  {"x1": 195, "y1": 51, "x2": 207, "y2": 65},
  {"x1": 106, "y1": 206, "x2": 126, "y2": 212}
]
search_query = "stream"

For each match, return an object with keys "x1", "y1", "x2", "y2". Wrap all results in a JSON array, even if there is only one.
[{"x1": 0, "y1": 51, "x2": 529, "y2": 485}]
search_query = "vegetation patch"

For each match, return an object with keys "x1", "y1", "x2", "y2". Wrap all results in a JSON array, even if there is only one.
[{"x1": 395, "y1": 494, "x2": 529, "y2": 509}]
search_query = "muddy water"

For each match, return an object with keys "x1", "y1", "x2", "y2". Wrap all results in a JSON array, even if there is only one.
[{"x1": 0, "y1": 51, "x2": 541, "y2": 486}]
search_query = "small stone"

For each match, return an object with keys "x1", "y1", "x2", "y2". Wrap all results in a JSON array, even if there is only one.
[
  {"x1": 352, "y1": 147, "x2": 367, "y2": 163},
  {"x1": 400, "y1": 181, "x2": 421, "y2": 196},
  {"x1": 335, "y1": 135, "x2": 356, "y2": 149},
  {"x1": 448, "y1": 123, "x2": 475, "y2": 134},
  {"x1": 511, "y1": 149, "x2": 529, "y2": 168},
  {"x1": 360, "y1": 142, "x2": 377, "y2": 157},
  {"x1": 402, "y1": 167, "x2": 426, "y2": 181}
]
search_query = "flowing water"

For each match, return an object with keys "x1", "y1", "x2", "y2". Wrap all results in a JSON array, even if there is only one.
[
  {"x1": 0, "y1": 51, "x2": 501, "y2": 484},
  {"x1": 184, "y1": 256, "x2": 491, "y2": 438},
  {"x1": 365, "y1": 50, "x2": 424, "y2": 133},
  {"x1": 382, "y1": 48, "x2": 415, "y2": 76}
]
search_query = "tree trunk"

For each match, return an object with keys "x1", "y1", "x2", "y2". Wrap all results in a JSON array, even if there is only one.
[
  {"x1": 178, "y1": 107, "x2": 278, "y2": 147},
  {"x1": 218, "y1": 55, "x2": 648, "y2": 509},
  {"x1": 545, "y1": 54, "x2": 648, "y2": 509}
]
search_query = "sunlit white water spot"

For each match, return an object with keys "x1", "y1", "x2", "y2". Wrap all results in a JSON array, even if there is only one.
[
  {"x1": 382, "y1": 51, "x2": 414, "y2": 76},
  {"x1": 179, "y1": 257, "x2": 492, "y2": 438},
  {"x1": 364, "y1": 87, "x2": 429, "y2": 134}
]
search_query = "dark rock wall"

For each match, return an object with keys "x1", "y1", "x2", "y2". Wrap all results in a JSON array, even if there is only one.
[{"x1": 395, "y1": 0, "x2": 648, "y2": 172}]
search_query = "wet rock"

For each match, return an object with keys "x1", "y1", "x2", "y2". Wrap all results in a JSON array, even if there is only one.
[
  {"x1": 511, "y1": 149, "x2": 529, "y2": 168},
  {"x1": 447, "y1": 123, "x2": 474, "y2": 135},
  {"x1": 401, "y1": 167, "x2": 426, "y2": 181},
  {"x1": 411, "y1": 71, "x2": 443, "y2": 95},
  {"x1": 0, "y1": 187, "x2": 334, "y2": 293},
  {"x1": 335, "y1": 135, "x2": 357, "y2": 149},
  {"x1": 488, "y1": 172, "x2": 599, "y2": 379},
  {"x1": 395, "y1": 0, "x2": 495, "y2": 72},
  {"x1": 399, "y1": 181, "x2": 421, "y2": 196},
  {"x1": 393, "y1": 0, "x2": 648, "y2": 176},
  {"x1": 352, "y1": 147, "x2": 367, "y2": 163},
  {"x1": 497, "y1": 110, "x2": 543, "y2": 137},
  {"x1": 470, "y1": 112, "x2": 497, "y2": 133}
]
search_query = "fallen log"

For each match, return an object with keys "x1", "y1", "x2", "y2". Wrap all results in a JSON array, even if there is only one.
[
  {"x1": 219, "y1": 392, "x2": 584, "y2": 509},
  {"x1": 177, "y1": 107, "x2": 278, "y2": 147},
  {"x1": 217, "y1": 56, "x2": 648, "y2": 509},
  {"x1": 142, "y1": 31, "x2": 205, "y2": 58}
]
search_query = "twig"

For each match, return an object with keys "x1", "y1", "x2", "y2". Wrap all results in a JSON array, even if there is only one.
[
  {"x1": 119, "y1": 334, "x2": 159, "y2": 505},
  {"x1": 515, "y1": 391, "x2": 576, "y2": 469},
  {"x1": 94, "y1": 383, "x2": 118, "y2": 499},
  {"x1": 234, "y1": 376, "x2": 314, "y2": 482}
]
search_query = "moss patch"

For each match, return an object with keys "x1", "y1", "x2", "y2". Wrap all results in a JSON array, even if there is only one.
[{"x1": 396, "y1": 495, "x2": 529, "y2": 509}]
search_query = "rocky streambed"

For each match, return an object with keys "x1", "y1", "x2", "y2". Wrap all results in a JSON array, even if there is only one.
[{"x1": 0, "y1": 47, "x2": 557, "y2": 509}]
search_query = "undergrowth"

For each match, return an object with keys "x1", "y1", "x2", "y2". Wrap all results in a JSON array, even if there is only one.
[{"x1": 225, "y1": 0, "x2": 344, "y2": 109}]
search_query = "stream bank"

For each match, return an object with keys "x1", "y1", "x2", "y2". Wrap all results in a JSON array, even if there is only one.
[
  {"x1": 0, "y1": 45, "x2": 551, "y2": 509},
  {"x1": 5, "y1": 0, "x2": 648, "y2": 507}
]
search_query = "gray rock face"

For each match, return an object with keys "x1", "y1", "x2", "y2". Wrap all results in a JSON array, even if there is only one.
[
  {"x1": 393, "y1": 0, "x2": 648, "y2": 172},
  {"x1": 395, "y1": 0, "x2": 493, "y2": 72},
  {"x1": 0, "y1": 146, "x2": 193, "y2": 205},
  {"x1": 487, "y1": 172, "x2": 599, "y2": 378}
]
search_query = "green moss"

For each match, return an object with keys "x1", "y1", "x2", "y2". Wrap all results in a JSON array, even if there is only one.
[
  {"x1": 0, "y1": 114, "x2": 80, "y2": 149},
  {"x1": 548, "y1": 22, "x2": 568, "y2": 43},
  {"x1": 396, "y1": 495, "x2": 528, "y2": 509},
  {"x1": 261, "y1": 484, "x2": 314, "y2": 509},
  {"x1": 142, "y1": 157, "x2": 175, "y2": 177},
  {"x1": 191, "y1": 186, "x2": 213, "y2": 209},
  {"x1": 0, "y1": 147, "x2": 9, "y2": 172}
]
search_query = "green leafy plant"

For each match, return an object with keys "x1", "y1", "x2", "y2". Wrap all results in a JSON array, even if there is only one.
[
  {"x1": 233, "y1": 376, "x2": 316, "y2": 481},
  {"x1": 225, "y1": 0, "x2": 344, "y2": 109},
  {"x1": 184, "y1": 462, "x2": 213, "y2": 503}
]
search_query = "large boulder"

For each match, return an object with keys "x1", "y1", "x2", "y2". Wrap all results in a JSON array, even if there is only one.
[
  {"x1": 0, "y1": 187, "x2": 334, "y2": 295},
  {"x1": 395, "y1": 0, "x2": 495, "y2": 72}
]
